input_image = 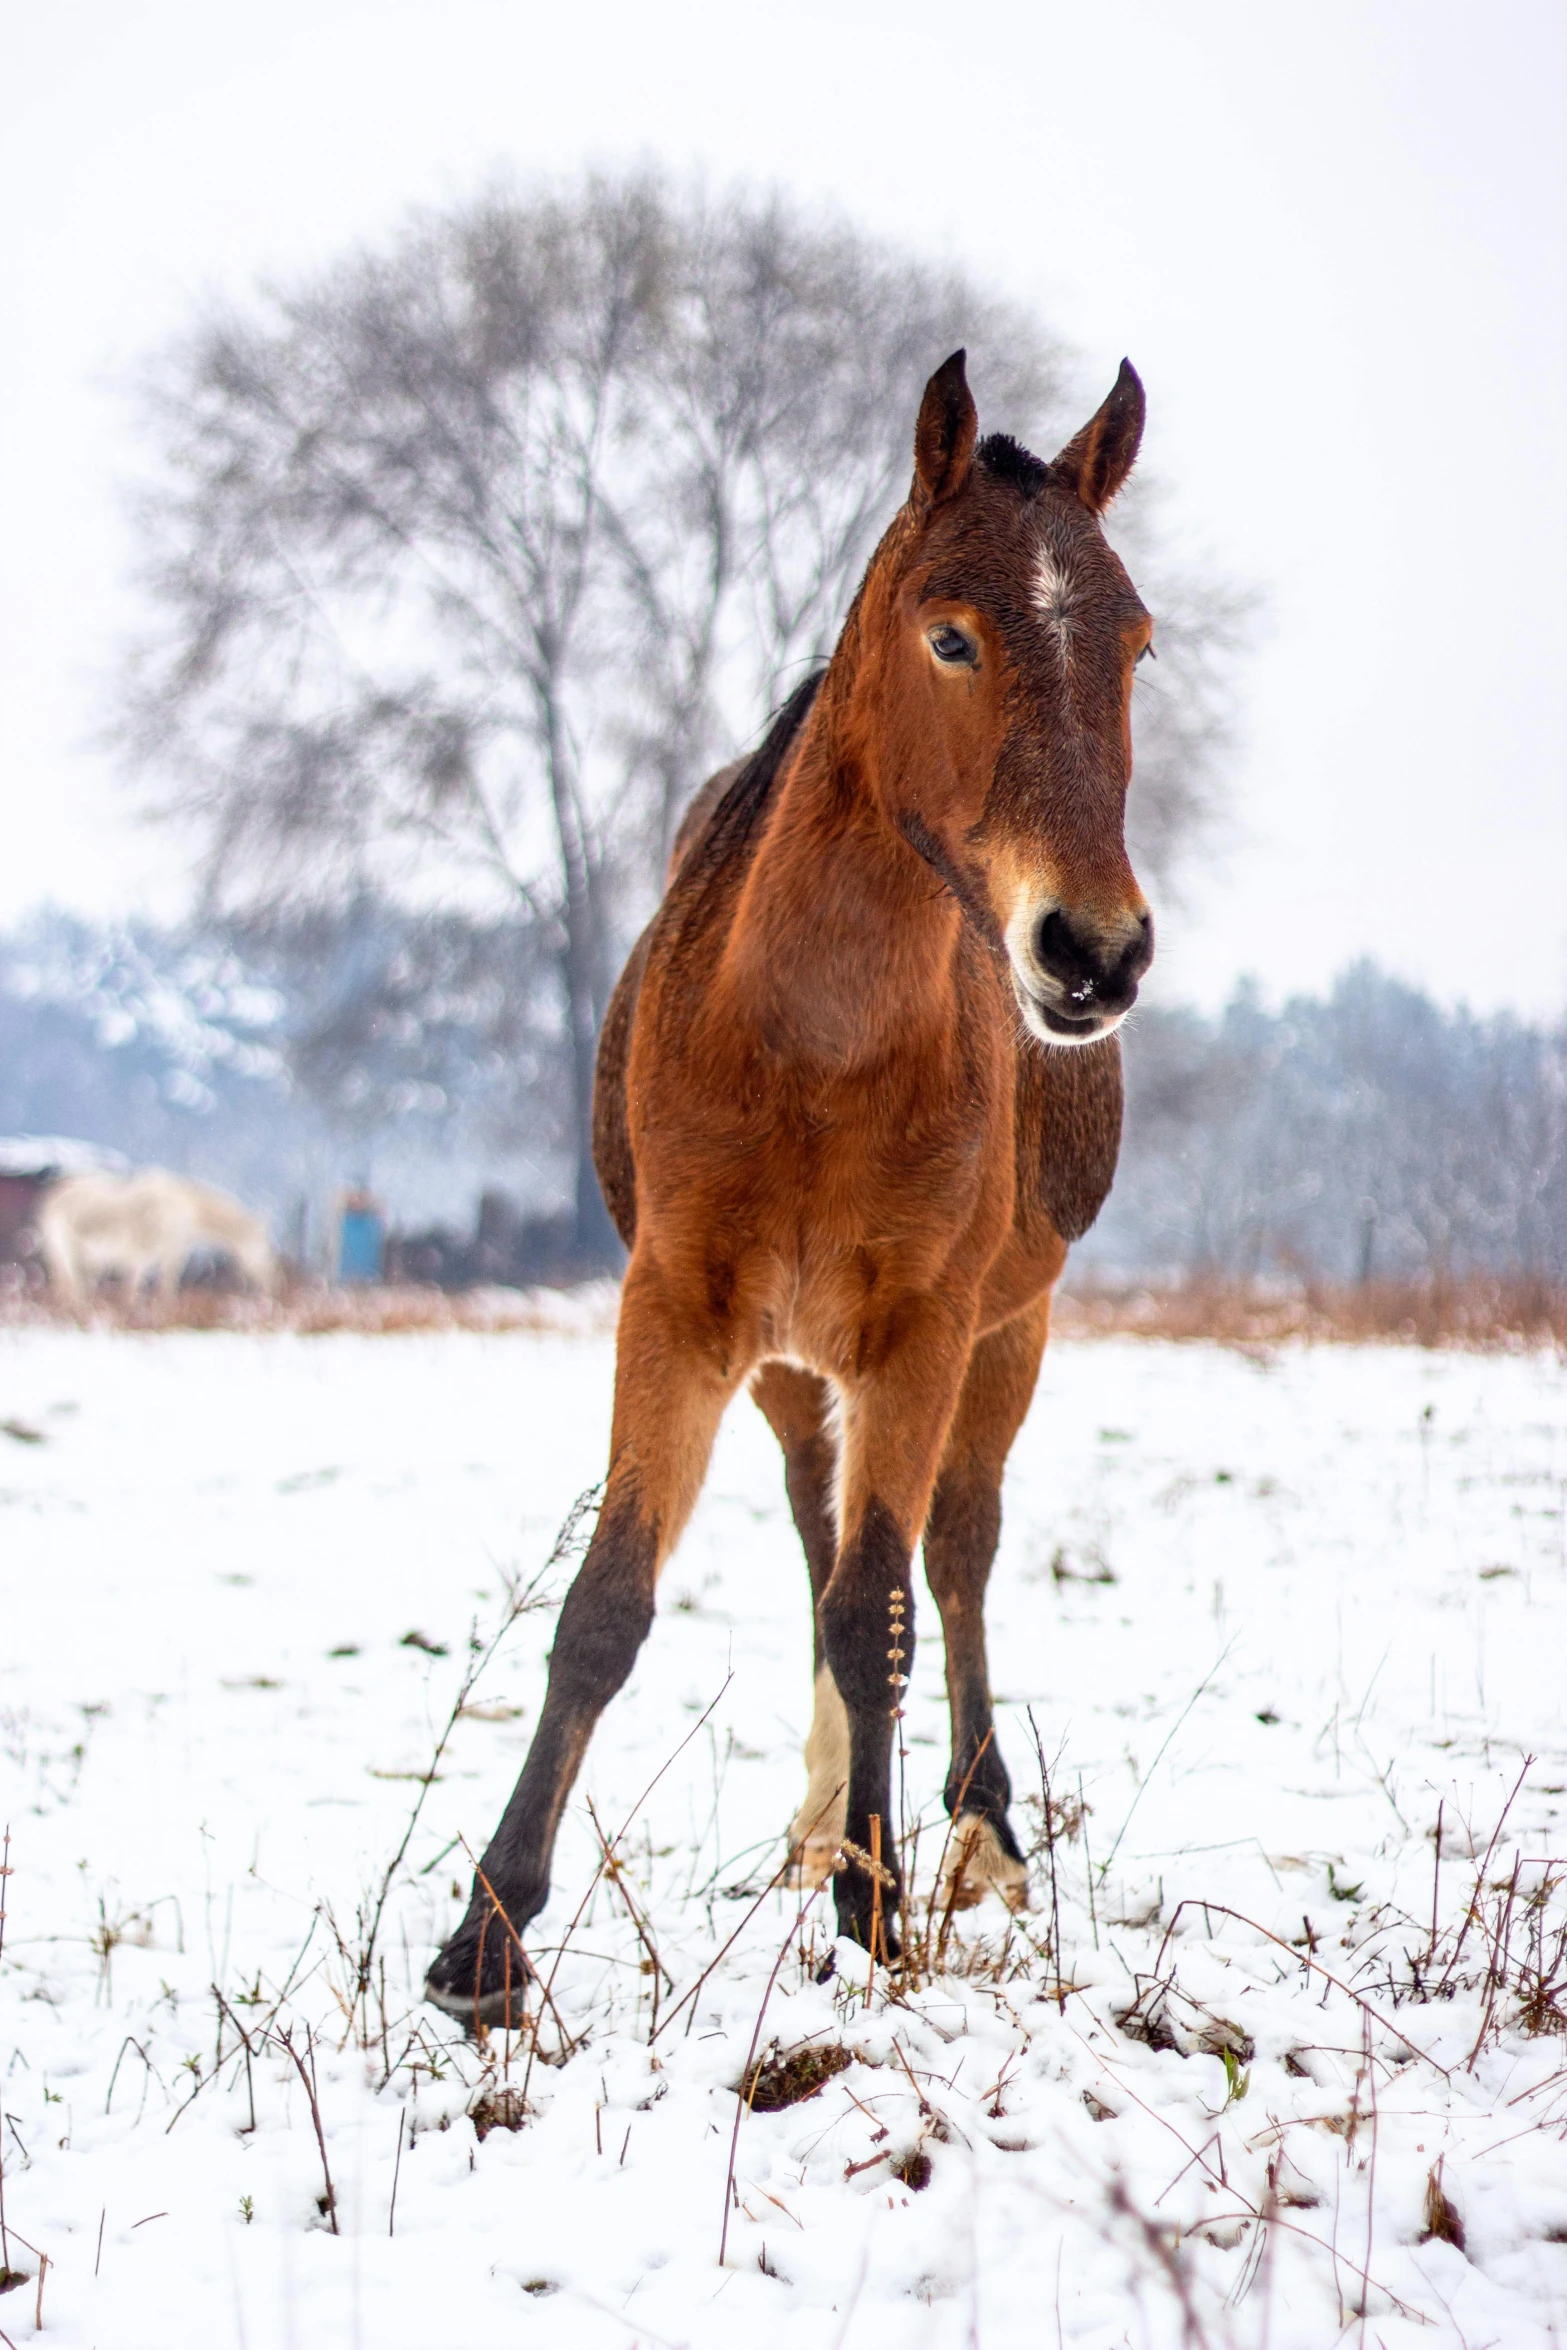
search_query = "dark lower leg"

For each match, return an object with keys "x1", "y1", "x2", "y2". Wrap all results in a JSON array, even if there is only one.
[
  {"x1": 924, "y1": 1472, "x2": 1020, "y2": 1858},
  {"x1": 820, "y1": 1497, "x2": 916, "y2": 1955},
  {"x1": 425, "y1": 1488, "x2": 658, "y2": 2018},
  {"x1": 427, "y1": 1261, "x2": 736, "y2": 2023},
  {"x1": 817, "y1": 1301, "x2": 975, "y2": 1953},
  {"x1": 922, "y1": 1301, "x2": 1052, "y2": 1893}
]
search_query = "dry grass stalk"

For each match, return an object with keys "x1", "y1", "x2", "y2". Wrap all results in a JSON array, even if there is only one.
[
  {"x1": 0, "y1": 1278, "x2": 618, "y2": 1340},
  {"x1": 346, "y1": 1497, "x2": 591, "y2": 2035},
  {"x1": 1104, "y1": 2175, "x2": 1212, "y2": 2350},
  {"x1": 1357, "y1": 2007, "x2": 1380, "y2": 2345},
  {"x1": 1421, "y1": 2158, "x2": 1465, "y2": 2252},
  {"x1": 276, "y1": 2025, "x2": 338, "y2": 2234},
  {"x1": 719, "y1": 1875, "x2": 832, "y2": 2267},
  {"x1": 887, "y1": 1585, "x2": 911, "y2": 1968},
  {"x1": 518, "y1": 1670, "x2": 735, "y2": 2103},
  {"x1": 868, "y1": 1815, "x2": 885, "y2": 1981},
  {"x1": 886, "y1": 2036, "x2": 933, "y2": 2120},
  {"x1": 1081, "y1": 2024, "x2": 1428, "y2": 2329},
  {"x1": 583, "y1": 1795, "x2": 673, "y2": 2033},
  {"x1": 652, "y1": 1780, "x2": 843, "y2": 2047},
  {"x1": 1435, "y1": 1762, "x2": 1530, "y2": 1998},
  {"x1": 1153, "y1": 1901, "x2": 1447, "y2": 2077},
  {"x1": 10, "y1": 1268, "x2": 1562, "y2": 1350},
  {"x1": 1376, "y1": 1772, "x2": 1567, "y2": 2055},
  {"x1": 388, "y1": 2111, "x2": 404, "y2": 2237},
  {"x1": 1027, "y1": 1711, "x2": 1067, "y2": 2010},
  {"x1": 0, "y1": 1827, "x2": 11, "y2": 2293},
  {"x1": 1055, "y1": 1272, "x2": 1567, "y2": 1354},
  {"x1": 901, "y1": 1728, "x2": 997, "y2": 1987},
  {"x1": 1080, "y1": 1773, "x2": 1099, "y2": 1950},
  {"x1": 0, "y1": 1833, "x2": 38, "y2": 2316},
  {"x1": 1426, "y1": 1797, "x2": 1444, "y2": 1975}
]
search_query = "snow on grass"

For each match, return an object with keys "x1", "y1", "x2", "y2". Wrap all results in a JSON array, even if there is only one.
[{"x1": 0, "y1": 1325, "x2": 1565, "y2": 2346}]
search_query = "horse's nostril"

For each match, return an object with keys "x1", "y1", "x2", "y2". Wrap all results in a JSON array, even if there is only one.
[
  {"x1": 1034, "y1": 909, "x2": 1097, "y2": 992},
  {"x1": 1034, "y1": 906, "x2": 1151, "y2": 1013}
]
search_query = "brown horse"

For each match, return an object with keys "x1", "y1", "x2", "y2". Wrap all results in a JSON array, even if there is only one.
[{"x1": 426, "y1": 350, "x2": 1154, "y2": 2021}]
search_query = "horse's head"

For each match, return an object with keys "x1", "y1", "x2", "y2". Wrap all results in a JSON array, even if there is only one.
[{"x1": 860, "y1": 350, "x2": 1155, "y2": 1045}]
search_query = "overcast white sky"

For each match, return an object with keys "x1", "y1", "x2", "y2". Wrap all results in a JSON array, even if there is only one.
[{"x1": 2, "y1": 0, "x2": 1563, "y2": 1015}]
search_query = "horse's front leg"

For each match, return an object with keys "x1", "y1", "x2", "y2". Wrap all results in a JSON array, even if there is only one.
[
  {"x1": 924, "y1": 1295, "x2": 1052, "y2": 1915},
  {"x1": 749, "y1": 1362, "x2": 848, "y2": 1885},
  {"x1": 425, "y1": 1260, "x2": 740, "y2": 2025},
  {"x1": 819, "y1": 1301, "x2": 973, "y2": 1959}
]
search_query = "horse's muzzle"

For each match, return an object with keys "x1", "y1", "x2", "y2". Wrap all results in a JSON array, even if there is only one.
[{"x1": 1012, "y1": 904, "x2": 1154, "y2": 1046}]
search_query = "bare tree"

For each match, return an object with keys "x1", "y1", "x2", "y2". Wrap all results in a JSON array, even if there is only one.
[
  {"x1": 1108, "y1": 503, "x2": 1256, "y2": 893},
  {"x1": 120, "y1": 172, "x2": 1246, "y2": 1253},
  {"x1": 124, "y1": 178, "x2": 670, "y2": 1251},
  {"x1": 605, "y1": 193, "x2": 1074, "y2": 870},
  {"x1": 226, "y1": 897, "x2": 567, "y2": 1170}
]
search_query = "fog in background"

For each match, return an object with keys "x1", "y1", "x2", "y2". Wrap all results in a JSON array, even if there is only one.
[
  {"x1": 3, "y1": 0, "x2": 1563, "y2": 1018},
  {"x1": 0, "y1": 2, "x2": 1562, "y2": 1285},
  {"x1": 4, "y1": 907, "x2": 1561, "y2": 1291}
]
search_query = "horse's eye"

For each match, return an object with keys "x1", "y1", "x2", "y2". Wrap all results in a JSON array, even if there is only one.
[
  {"x1": 928, "y1": 624, "x2": 977, "y2": 666},
  {"x1": 1136, "y1": 641, "x2": 1157, "y2": 665}
]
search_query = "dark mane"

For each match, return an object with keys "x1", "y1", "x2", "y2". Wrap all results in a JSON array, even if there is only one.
[
  {"x1": 691, "y1": 668, "x2": 826, "y2": 874},
  {"x1": 976, "y1": 432, "x2": 1051, "y2": 499}
]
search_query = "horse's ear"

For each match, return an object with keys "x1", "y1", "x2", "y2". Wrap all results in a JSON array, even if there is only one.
[
  {"x1": 913, "y1": 350, "x2": 978, "y2": 512},
  {"x1": 1052, "y1": 360, "x2": 1145, "y2": 513}
]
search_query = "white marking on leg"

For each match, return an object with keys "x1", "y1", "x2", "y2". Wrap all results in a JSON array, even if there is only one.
[
  {"x1": 824, "y1": 1379, "x2": 848, "y2": 1549},
  {"x1": 789, "y1": 1665, "x2": 849, "y2": 1885},
  {"x1": 940, "y1": 1814, "x2": 1030, "y2": 1913}
]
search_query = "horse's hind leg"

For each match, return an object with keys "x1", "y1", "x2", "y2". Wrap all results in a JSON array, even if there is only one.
[
  {"x1": 818, "y1": 1301, "x2": 975, "y2": 1957},
  {"x1": 750, "y1": 1362, "x2": 847, "y2": 1883},
  {"x1": 924, "y1": 1294, "x2": 1052, "y2": 1915},
  {"x1": 425, "y1": 1259, "x2": 740, "y2": 2025}
]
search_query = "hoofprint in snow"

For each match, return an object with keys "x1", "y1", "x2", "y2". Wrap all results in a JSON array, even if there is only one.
[{"x1": 0, "y1": 1321, "x2": 1565, "y2": 2348}]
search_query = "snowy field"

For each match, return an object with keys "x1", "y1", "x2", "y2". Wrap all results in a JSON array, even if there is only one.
[{"x1": 1, "y1": 1319, "x2": 1566, "y2": 2349}]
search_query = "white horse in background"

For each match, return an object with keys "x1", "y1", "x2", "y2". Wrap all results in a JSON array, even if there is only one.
[{"x1": 37, "y1": 1170, "x2": 275, "y2": 1308}]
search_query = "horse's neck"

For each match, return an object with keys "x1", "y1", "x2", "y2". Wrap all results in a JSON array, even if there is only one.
[{"x1": 727, "y1": 706, "x2": 963, "y2": 1068}]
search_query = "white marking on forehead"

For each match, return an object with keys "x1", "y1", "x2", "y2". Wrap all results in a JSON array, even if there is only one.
[
  {"x1": 1033, "y1": 544, "x2": 1074, "y2": 621},
  {"x1": 1033, "y1": 542, "x2": 1077, "y2": 678}
]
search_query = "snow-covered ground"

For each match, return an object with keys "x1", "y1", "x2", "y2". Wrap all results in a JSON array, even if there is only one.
[{"x1": 1, "y1": 1321, "x2": 1565, "y2": 2348}]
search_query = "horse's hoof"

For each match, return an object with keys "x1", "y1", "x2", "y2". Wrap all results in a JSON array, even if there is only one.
[
  {"x1": 831, "y1": 1918, "x2": 903, "y2": 1967},
  {"x1": 424, "y1": 1926, "x2": 534, "y2": 2032},
  {"x1": 939, "y1": 1816, "x2": 1031, "y2": 1914},
  {"x1": 831, "y1": 1883, "x2": 903, "y2": 1965}
]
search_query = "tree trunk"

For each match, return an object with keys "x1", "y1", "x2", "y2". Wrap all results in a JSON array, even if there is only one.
[
  {"x1": 563, "y1": 936, "x2": 620, "y2": 1266},
  {"x1": 540, "y1": 688, "x2": 622, "y2": 1269}
]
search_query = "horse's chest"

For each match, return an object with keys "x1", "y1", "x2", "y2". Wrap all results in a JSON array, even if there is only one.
[
  {"x1": 748, "y1": 1116, "x2": 1002, "y2": 1374},
  {"x1": 724, "y1": 1065, "x2": 1006, "y2": 1328},
  {"x1": 634, "y1": 977, "x2": 1016, "y2": 1355},
  {"x1": 717, "y1": 1038, "x2": 994, "y2": 1212},
  {"x1": 793, "y1": 1097, "x2": 983, "y2": 1226}
]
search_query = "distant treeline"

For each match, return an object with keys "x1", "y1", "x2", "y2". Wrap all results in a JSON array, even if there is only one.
[
  {"x1": 1, "y1": 908, "x2": 1560, "y2": 1286},
  {"x1": 0, "y1": 904, "x2": 562, "y2": 1263},
  {"x1": 1088, "y1": 967, "x2": 1565, "y2": 1284}
]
